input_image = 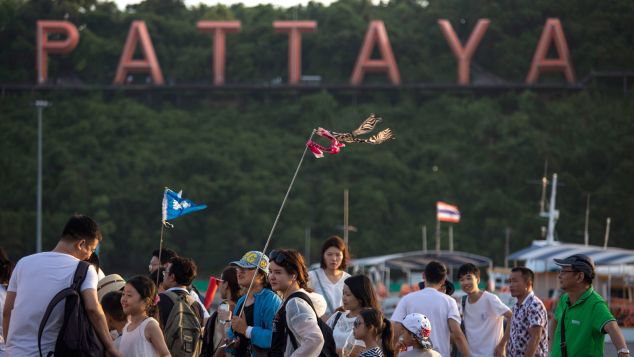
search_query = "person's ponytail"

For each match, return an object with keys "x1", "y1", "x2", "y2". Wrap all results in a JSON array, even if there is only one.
[{"x1": 380, "y1": 317, "x2": 395, "y2": 357}]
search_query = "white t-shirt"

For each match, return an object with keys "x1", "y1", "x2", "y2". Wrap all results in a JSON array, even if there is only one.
[
  {"x1": 463, "y1": 291, "x2": 510, "y2": 357},
  {"x1": 6, "y1": 252, "x2": 98, "y2": 356},
  {"x1": 398, "y1": 348, "x2": 441, "y2": 357},
  {"x1": 391, "y1": 288, "x2": 460, "y2": 357},
  {"x1": 326, "y1": 311, "x2": 365, "y2": 351},
  {"x1": 308, "y1": 268, "x2": 350, "y2": 316}
]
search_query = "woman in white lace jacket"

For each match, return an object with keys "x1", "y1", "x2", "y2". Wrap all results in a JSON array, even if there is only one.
[{"x1": 269, "y1": 249, "x2": 325, "y2": 357}]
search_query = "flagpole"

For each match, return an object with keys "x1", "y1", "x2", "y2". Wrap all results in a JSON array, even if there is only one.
[
  {"x1": 435, "y1": 218, "x2": 441, "y2": 254},
  {"x1": 239, "y1": 129, "x2": 316, "y2": 317}
]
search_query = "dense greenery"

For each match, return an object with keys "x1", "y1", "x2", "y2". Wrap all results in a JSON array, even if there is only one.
[{"x1": 1, "y1": 0, "x2": 633, "y2": 276}]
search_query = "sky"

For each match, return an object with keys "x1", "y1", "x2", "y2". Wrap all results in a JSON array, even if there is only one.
[{"x1": 114, "y1": 0, "x2": 339, "y2": 8}]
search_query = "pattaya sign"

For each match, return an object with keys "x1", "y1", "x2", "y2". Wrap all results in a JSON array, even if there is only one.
[{"x1": 36, "y1": 18, "x2": 575, "y2": 86}]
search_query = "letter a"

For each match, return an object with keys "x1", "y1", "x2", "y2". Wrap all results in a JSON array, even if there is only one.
[
  {"x1": 114, "y1": 21, "x2": 164, "y2": 85},
  {"x1": 350, "y1": 21, "x2": 400, "y2": 85},
  {"x1": 36, "y1": 21, "x2": 79, "y2": 84},
  {"x1": 526, "y1": 18, "x2": 575, "y2": 84}
]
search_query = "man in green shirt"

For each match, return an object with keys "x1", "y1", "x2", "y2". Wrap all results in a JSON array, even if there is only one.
[{"x1": 549, "y1": 254, "x2": 630, "y2": 357}]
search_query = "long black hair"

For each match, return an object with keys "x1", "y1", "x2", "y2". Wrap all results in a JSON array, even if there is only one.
[
  {"x1": 359, "y1": 308, "x2": 395, "y2": 357},
  {"x1": 344, "y1": 275, "x2": 380, "y2": 310}
]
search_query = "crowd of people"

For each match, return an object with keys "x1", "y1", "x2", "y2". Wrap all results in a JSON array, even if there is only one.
[{"x1": 0, "y1": 214, "x2": 632, "y2": 357}]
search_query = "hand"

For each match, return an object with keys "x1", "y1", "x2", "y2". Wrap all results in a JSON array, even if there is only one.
[
  {"x1": 494, "y1": 343, "x2": 506, "y2": 357},
  {"x1": 231, "y1": 314, "x2": 248, "y2": 335}
]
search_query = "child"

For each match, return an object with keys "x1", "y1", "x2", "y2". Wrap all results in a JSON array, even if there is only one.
[
  {"x1": 119, "y1": 275, "x2": 171, "y2": 357},
  {"x1": 397, "y1": 313, "x2": 440, "y2": 357},
  {"x1": 101, "y1": 290, "x2": 128, "y2": 349},
  {"x1": 353, "y1": 308, "x2": 395, "y2": 357}
]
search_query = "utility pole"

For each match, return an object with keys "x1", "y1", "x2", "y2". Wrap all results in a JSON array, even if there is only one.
[
  {"x1": 421, "y1": 225, "x2": 427, "y2": 252},
  {"x1": 435, "y1": 219, "x2": 441, "y2": 253},
  {"x1": 35, "y1": 100, "x2": 50, "y2": 253},
  {"x1": 540, "y1": 173, "x2": 560, "y2": 244},
  {"x1": 603, "y1": 217, "x2": 611, "y2": 249}
]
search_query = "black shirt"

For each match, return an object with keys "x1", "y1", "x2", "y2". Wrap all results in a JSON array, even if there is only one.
[
  {"x1": 157, "y1": 288, "x2": 205, "y2": 328},
  {"x1": 235, "y1": 303, "x2": 254, "y2": 357}
]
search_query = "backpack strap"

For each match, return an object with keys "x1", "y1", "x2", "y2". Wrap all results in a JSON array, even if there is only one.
[
  {"x1": 284, "y1": 291, "x2": 318, "y2": 350},
  {"x1": 330, "y1": 311, "x2": 343, "y2": 330},
  {"x1": 560, "y1": 306, "x2": 568, "y2": 357},
  {"x1": 38, "y1": 261, "x2": 90, "y2": 357},
  {"x1": 460, "y1": 295, "x2": 467, "y2": 333},
  {"x1": 313, "y1": 270, "x2": 335, "y2": 314}
]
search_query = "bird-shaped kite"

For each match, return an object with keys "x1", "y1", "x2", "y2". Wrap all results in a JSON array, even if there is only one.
[{"x1": 307, "y1": 113, "x2": 395, "y2": 158}]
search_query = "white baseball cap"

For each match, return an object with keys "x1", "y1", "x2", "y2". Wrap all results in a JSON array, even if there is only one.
[{"x1": 402, "y1": 313, "x2": 433, "y2": 349}]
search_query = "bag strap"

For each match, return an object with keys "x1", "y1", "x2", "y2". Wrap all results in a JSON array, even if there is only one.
[
  {"x1": 331, "y1": 311, "x2": 343, "y2": 330},
  {"x1": 314, "y1": 271, "x2": 335, "y2": 314},
  {"x1": 284, "y1": 291, "x2": 319, "y2": 351},
  {"x1": 38, "y1": 261, "x2": 90, "y2": 357},
  {"x1": 460, "y1": 295, "x2": 467, "y2": 333},
  {"x1": 560, "y1": 306, "x2": 568, "y2": 357}
]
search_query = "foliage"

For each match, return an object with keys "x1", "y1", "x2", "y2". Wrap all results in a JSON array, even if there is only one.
[{"x1": 0, "y1": 0, "x2": 633, "y2": 276}]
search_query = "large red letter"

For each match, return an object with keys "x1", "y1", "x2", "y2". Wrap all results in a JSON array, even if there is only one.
[
  {"x1": 36, "y1": 21, "x2": 79, "y2": 84},
  {"x1": 526, "y1": 18, "x2": 575, "y2": 84},
  {"x1": 438, "y1": 19, "x2": 490, "y2": 85},
  {"x1": 114, "y1": 21, "x2": 164, "y2": 85},
  {"x1": 273, "y1": 21, "x2": 317, "y2": 85},
  {"x1": 197, "y1": 21, "x2": 241, "y2": 85},
  {"x1": 350, "y1": 21, "x2": 400, "y2": 85}
]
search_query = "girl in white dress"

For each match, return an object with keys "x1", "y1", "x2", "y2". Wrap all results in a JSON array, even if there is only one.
[
  {"x1": 308, "y1": 236, "x2": 351, "y2": 319},
  {"x1": 119, "y1": 275, "x2": 170, "y2": 357}
]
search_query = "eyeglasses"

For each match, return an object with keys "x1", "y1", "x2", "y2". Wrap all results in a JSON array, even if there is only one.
[{"x1": 353, "y1": 319, "x2": 363, "y2": 328}]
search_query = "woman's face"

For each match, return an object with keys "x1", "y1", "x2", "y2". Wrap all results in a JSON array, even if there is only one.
[
  {"x1": 236, "y1": 267, "x2": 257, "y2": 287},
  {"x1": 323, "y1": 247, "x2": 344, "y2": 271},
  {"x1": 342, "y1": 284, "x2": 361, "y2": 311},
  {"x1": 121, "y1": 283, "x2": 145, "y2": 316},
  {"x1": 268, "y1": 261, "x2": 293, "y2": 292}
]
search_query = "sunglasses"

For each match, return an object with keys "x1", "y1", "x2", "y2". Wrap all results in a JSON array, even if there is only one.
[
  {"x1": 269, "y1": 250, "x2": 290, "y2": 264},
  {"x1": 353, "y1": 318, "x2": 364, "y2": 328}
]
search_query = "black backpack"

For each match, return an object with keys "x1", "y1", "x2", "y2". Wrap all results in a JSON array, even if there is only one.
[
  {"x1": 38, "y1": 261, "x2": 105, "y2": 357},
  {"x1": 271, "y1": 291, "x2": 337, "y2": 357}
]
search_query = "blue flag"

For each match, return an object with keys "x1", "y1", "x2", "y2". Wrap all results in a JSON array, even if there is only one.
[{"x1": 162, "y1": 188, "x2": 207, "y2": 223}]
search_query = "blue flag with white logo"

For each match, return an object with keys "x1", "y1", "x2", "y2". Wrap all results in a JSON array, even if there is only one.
[{"x1": 162, "y1": 188, "x2": 207, "y2": 224}]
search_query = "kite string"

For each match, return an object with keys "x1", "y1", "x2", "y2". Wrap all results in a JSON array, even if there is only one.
[{"x1": 239, "y1": 129, "x2": 316, "y2": 316}]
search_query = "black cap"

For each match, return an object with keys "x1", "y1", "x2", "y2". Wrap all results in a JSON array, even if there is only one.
[{"x1": 554, "y1": 254, "x2": 595, "y2": 279}]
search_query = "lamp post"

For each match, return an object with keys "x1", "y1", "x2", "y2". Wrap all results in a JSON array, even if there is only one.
[{"x1": 34, "y1": 100, "x2": 50, "y2": 253}]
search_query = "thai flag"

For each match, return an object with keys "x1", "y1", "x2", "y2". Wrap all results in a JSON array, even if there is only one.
[{"x1": 437, "y1": 201, "x2": 460, "y2": 223}]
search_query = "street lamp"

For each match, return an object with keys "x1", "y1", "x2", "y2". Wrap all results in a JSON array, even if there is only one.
[{"x1": 34, "y1": 100, "x2": 51, "y2": 253}]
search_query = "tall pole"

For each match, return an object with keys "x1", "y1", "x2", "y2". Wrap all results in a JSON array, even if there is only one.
[
  {"x1": 422, "y1": 225, "x2": 427, "y2": 252},
  {"x1": 343, "y1": 189, "x2": 349, "y2": 248},
  {"x1": 35, "y1": 100, "x2": 50, "y2": 253},
  {"x1": 603, "y1": 217, "x2": 611, "y2": 249},
  {"x1": 545, "y1": 173, "x2": 558, "y2": 244},
  {"x1": 435, "y1": 219, "x2": 441, "y2": 253},
  {"x1": 448, "y1": 225, "x2": 454, "y2": 252},
  {"x1": 504, "y1": 227, "x2": 511, "y2": 269},
  {"x1": 584, "y1": 194, "x2": 590, "y2": 246},
  {"x1": 304, "y1": 227, "x2": 311, "y2": 265}
]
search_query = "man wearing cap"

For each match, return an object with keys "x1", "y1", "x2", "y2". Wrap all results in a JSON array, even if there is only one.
[
  {"x1": 227, "y1": 251, "x2": 282, "y2": 357},
  {"x1": 550, "y1": 254, "x2": 630, "y2": 357}
]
